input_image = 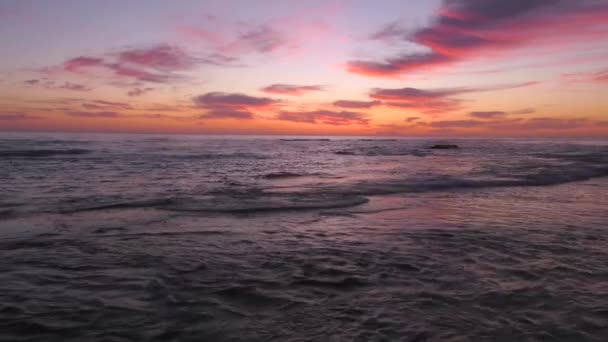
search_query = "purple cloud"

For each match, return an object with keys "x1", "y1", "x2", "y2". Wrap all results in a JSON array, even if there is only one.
[
  {"x1": 67, "y1": 111, "x2": 123, "y2": 118},
  {"x1": 333, "y1": 100, "x2": 381, "y2": 109},
  {"x1": 277, "y1": 110, "x2": 369, "y2": 126},
  {"x1": 261, "y1": 84, "x2": 324, "y2": 96},
  {"x1": 371, "y1": 82, "x2": 538, "y2": 114},
  {"x1": 127, "y1": 87, "x2": 154, "y2": 97},
  {"x1": 59, "y1": 82, "x2": 92, "y2": 91},
  {"x1": 0, "y1": 113, "x2": 41, "y2": 120},
  {"x1": 201, "y1": 109, "x2": 254, "y2": 120},
  {"x1": 469, "y1": 111, "x2": 507, "y2": 119},
  {"x1": 59, "y1": 44, "x2": 198, "y2": 83},
  {"x1": 347, "y1": 0, "x2": 608, "y2": 77},
  {"x1": 194, "y1": 92, "x2": 278, "y2": 108}
]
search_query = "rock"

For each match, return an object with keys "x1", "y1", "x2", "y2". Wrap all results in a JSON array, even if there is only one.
[{"x1": 430, "y1": 144, "x2": 460, "y2": 149}]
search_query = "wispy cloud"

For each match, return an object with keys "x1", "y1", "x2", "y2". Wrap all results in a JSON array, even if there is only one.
[
  {"x1": 261, "y1": 84, "x2": 323, "y2": 96},
  {"x1": 370, "y1": 82, "x2": 538, "y2": 114},
  {"x1": 82, "y1": 100, "x2": 133, "y2": 110},
  {"x1": 469, "y1": 111, "x2": 507, "y2": 119},
  {"x1": 194, "y1": 92, "x2": 279, "y2": 120},
  {"x1": 333, "y1": 100, "x2": 381, "y2": 109},
  {"x1": 277, "y1": 110, "x2": 369, "y2": 126},
  {"x1": 470, "y1": 108, "x2": 535, "y2": 118},
  {"x1": 59, "y1": 82, "x2": 92, "y2": 91},
  {"x1": 24, "y1": 79, "x2": 92, "y2": 91},
  {"x1": 55, "y1": 44, "x2": 200, "y2": 84},
  {"x1": 67, "y1": 111, "x2": 124, "y2": 118},
  {"x1": 0, "y1": 113, "x2": 41, "y2": 120},
  {"x1": 127, "y1": 87, "x2": 154, "y2": 97},
  {"x1": 563, "y1": 69, "x2": 608, "y2": 84}
]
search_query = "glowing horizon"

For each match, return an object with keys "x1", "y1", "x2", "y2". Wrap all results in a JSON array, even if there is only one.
[{"x1": 1, "y1": 0, "x2": 607, "y2": 137}]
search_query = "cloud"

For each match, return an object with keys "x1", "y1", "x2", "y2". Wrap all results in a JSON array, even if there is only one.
[
  {"x1": 0, "y1": 113, "x2": 41, "y2": 120},
  {"x1": 333, "y1": 100, "x2": 381, "y2": 109},
  {"x1": 277, "y1": 110, "x2": 369, "y2": 126},
  {"x1": 470, "y1": 108, "x2": 536, "y2": 118},
  {"x1": 385, "y1": 99, "x2": 463, "y2": 114},
  {"x1": 118, "y1": 44, "x2": 196, "y2": 71},
  {"x1": 261, "y1": 84, "x2": 323, "y2": 96},
  {"x1": 193, "y1": 92, "x2": 279, "y2": 120},
  {"x1": 23, "y1": 78, "x2": 92, "y2": 91},
  {"x1": 59, "y1": 82, "x2": 92, "y2": 91},
  {"x1": 469, "y1": 111, "x2": 507, "y2": 119},
  {"x1": 82, "y1": 100, "x2": 132, "y2": 110},
  {"x1": 418, "y1": 117, "x2": 607, "y2": 131},
  {"x1": 67, "y1": 111, "x2": 123, "y2": 118},
  {"x1": 371, "y1": 82, "x2": 538, "y2": 101},
  {"x1": 59, "y1": 44, "x2": 198, "y2": 83},
  {"x1": 136, "y1": 113, "x2": 196, "y2": 121},
  {"x1": 406, "y1": 116, "x2": 420, "y2": 122},
  {"x1": 194, "y1": 92, "x2": 278, "y2": 108},
  {"x1": 511, "y1": 108, "x2": 536, "y2": 115},
  {"x1": 235, "y1": 25, "x2": 286, "y2": 54},
  {"x1": 201, "y1": 109, "x2": 254, "y2": 120},
  {"x1": 563, "y1": 69, "x2": 608, "y2": 84},
  {"x1": 347, "y1": 0, "x2": 608, "y2": 77},
  {"x1": 370, "y1": 21, "x2": 410, "y2": 41},
  {"x1": 371, "y1": 82, "x2": 538, "y2": 114},
  {"x1": 127, "y1": 87, "x2": 154, "y2": 97}
]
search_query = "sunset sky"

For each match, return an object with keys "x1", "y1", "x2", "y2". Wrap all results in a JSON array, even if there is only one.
[{"x1": 1, "y1": 0, "x2": 607, "y2": 136}]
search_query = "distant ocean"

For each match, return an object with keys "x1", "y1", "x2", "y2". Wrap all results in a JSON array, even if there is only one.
[{"x1": 1, "y1": 132, "x2": 607, "y2": 341}]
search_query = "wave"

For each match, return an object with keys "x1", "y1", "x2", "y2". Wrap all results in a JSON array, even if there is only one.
[
  {"x1": 335, "y1": 148, "x2": 430, "y2": 157},
  {"x1": 32, "y1": 162, "x2": 608, "y2": 217},
  {"x1": 262, "y1": 172, "x2": 306, "y2": 179},
  {"x1": 0, "y1": 149, "x2": 91, "y2": 158},
  {"x1": 173, "y1": 152, "x2": 269, "y2": 160},
  {"x1": 55, "y1": 194, "x2": 370, "y2": 215}
]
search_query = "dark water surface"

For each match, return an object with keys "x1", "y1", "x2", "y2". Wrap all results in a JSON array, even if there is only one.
[{"x1": 1, "y1": 133, "x2": 607, "y2": 341}]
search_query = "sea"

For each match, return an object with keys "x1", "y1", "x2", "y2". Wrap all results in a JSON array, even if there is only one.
[{"x1": 1, "y1": 132, "x2": 607, "y2": 341}]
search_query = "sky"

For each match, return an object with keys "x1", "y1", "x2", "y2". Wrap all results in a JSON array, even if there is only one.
[{"x1": 1, "y1": 0, "x2": 607, "y2": 137}]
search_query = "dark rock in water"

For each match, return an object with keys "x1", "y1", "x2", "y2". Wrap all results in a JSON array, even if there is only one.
[{"x1": 430, "y1": 144, "x2": 460, "y2": 150}]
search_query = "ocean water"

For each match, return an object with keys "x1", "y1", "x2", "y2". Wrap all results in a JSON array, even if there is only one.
[{"x1": 1, "y1": 132, "x2": 607, "y2": 341}]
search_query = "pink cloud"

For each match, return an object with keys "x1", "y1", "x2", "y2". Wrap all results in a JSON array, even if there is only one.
[
  {"x1": 333, "y1": 100, "x2": 381, "y2": 109},
  {"x1": 127, "y1": 87, "x2": 154, "y2": 97},
  {"x1": 194, "y1": 92, "x2": 280, "y2": 120},
  {"x1": 23, "y1": 78, "x2": 92, "y2": 91},
  {"x1": 194, "y1": 92, "x2": 278, "y2": 108},
  {"x1": 470, "y1": 108, "x2": 536, "y2": 118},
  {"x1": 201, "y1": 109, "x2": 254, "y2": 120},
  {"x1": 370, "y1": 82, "x2": 538, "y2": 114},
  {"x1": 347, "y1": 0, "x2": 608, "y2": 77},
  {"x1": 563, "y1": 69, "x2": 608, "y2": 84},
  {"x1": 413, "y1": 117, "x2": 608, "y2": 131},
  {"x1": 261, "y1": 84, "x2": 323, "y2": 96},
  {"x1": 59, "y1": 82, "x2": 92, "y2": 92},
  {"x1": 0, "y1": 113, "x2": 41, "y2": 120},
  {"x1": 67, "y1": 111, "x2": 123, "y2": 118},
  {"x1": 469, "y1": 111, "x2": 507, "y2": 119},
  {"x1": 277, "y1": 110, "x2": 369, "y2": 126},
  {"x1": 57, "y1": 44, "x2": 199, "y2": 83},
  {"x1": 82, "y1": 100, "x2": 132, "y2": 110}
]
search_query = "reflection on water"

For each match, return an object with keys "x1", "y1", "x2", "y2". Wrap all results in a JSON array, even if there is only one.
[{"x1": 1, "y1": 133, "x2": 607, "y2": 341}]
